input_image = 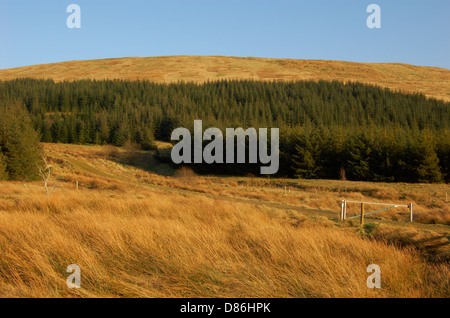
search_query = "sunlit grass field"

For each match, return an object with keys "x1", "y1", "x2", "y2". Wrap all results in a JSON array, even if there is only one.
[{"x1": 0, "y1": 143, "x2": 448, "y2": 297}]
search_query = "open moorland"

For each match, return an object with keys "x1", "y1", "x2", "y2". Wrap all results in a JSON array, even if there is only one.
[
  {"x1": 0, "y1": 143, "x2": 448, "y2": 297},
  {"x1": 0, "y1": 56, "x2": 449, "y2": 298},
  {"x1": 0, "y1": 56, "x2": 449, "y2": 101}
]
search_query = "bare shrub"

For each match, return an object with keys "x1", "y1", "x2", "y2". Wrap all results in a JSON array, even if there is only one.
[
  {"x1": 36, "y1": 155, "x2": 55, "y2": 197},
  {"x1": 122, "y1": 140, "x2": 141, "y2": 165},
  {"x1": 339, "y1": 167, "x2": 346, "y2": 181},
  {"x1": 123, "y1": 140, "x2": 141, "y2": 153},
  {"x1": 174, "y1": 166, "x2": 197, "y2": 180},
  {"x1": 102, "y1": 145, "x2": 119, "y2": 159}
]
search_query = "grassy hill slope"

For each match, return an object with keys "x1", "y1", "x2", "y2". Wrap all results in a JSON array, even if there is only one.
[
  {"x1": 0, "y1": 142, "x2": 449, "y2": 297},
  {"x1": 1, "y1": 56, "x2": 449, "y2": 101}
]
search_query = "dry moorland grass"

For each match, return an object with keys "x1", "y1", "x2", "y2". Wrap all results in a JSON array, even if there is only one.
[
  {"x1": 0, "y1": 143, "x2": 448, "y2": 297},
  {"x1": 0, "y1": 183, "x2": 448, "y2": 298},
  {"x1": 43, "y1": 143, "x2": 450, "y2": 226},
  {"x1": 0, "y1": 56, "x2": 449, "y2": 101}
]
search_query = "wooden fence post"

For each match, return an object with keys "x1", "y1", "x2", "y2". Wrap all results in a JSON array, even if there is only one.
[
  {"x1": 360, "y1": 203, "x2": 365, "y2": 225},
  {"x1": 340, "y1": 200, "x2": 344, "y2": 221},
  {"x1": 409, "y1": 203, "x2": 413, "y2": 222},
  {"x1": 76, "y1": 181, "x2": 79, "y2": 191},
  {"x1": 344, "y1": 200, "x2": 347, "y2": 220}
]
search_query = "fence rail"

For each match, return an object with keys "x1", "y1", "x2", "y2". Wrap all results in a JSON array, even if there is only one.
[
  {"x1": 340, "y1": 200, "x2": 413, "y2": 224},
  {"x1": 343, "y1": 201, "x2": 409, "y2": 207}
]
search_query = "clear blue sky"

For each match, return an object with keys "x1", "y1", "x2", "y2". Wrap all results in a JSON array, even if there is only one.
[{"x1": 1, "y1": 0, "x2": 449, "y2": 70}]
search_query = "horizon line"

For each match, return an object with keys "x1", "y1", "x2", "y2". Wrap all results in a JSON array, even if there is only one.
[{"x1": 1, "y1": 55, "x2": 449, "y2": 71}]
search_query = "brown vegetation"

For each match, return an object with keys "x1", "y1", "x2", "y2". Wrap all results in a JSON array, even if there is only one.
[
  {"x1": 0, "y1": 143, "x2": 448, "y2": 297},
  {"x1": 0, "y1": 182, "x2": 448, "y2": 297},
  {"x1": 0, "y1": 56, "x2": 449, "y2": 101},
  {"x1": 43, "y1": 143, "x2": 450, "y2": 226}
]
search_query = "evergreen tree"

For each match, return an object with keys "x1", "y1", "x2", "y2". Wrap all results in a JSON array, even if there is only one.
[
  {"x1": 97, "y1": 115, "x2": 110, "y2": 144},
  {"x1": 0, "y1": 102, "x2": 41, "y2": 181},
  {"x1": 344, "y1": 134, "x2": 373, "y2": 181},
  {"x1": 112, "y1": 123, "x2": 128, "y2": 147},
  {"x1": 292, "y1": 133, "x2": 319, "y2": 179},
  {"x1": 0, "y1": 151, "x2": 7, "y2": 180},
  {"x1": 436, "y1": 134, "x2": 450, "y2": 182},
  {"x1": 40, "y1": 119, "x2": 53, "y2": 142},
  {"x1": 137, "y1": 127, "x2": 156, "y2": 150},
  {"x1": 408, "y1": 137, "x2": 442, "y2": 183}
]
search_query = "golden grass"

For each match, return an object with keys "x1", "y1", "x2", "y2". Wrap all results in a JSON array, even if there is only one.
[
  {"x1": 0, "y1": 183, "x2": 448, "y2": 298},
  {"x1": 42, "y1": 143, "x2": 450, "y2": 226},
  {"x1": 0, "y1": 56, "x2": 449, "y2": 101},
  {"x1": 0, "y1": 143, "x2": 449, "y2": 297}
]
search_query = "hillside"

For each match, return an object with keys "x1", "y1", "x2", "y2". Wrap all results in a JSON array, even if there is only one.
[
  {"x1": 0, "y1": 142, "x2": 449, "y2": 297},
  {"x1": 43, "y1": 142, "x2": 450, "y2": 228},
  {"x1": 0, "y1": 56, "x2": 449, "y2": 101},
  {"x1": 1, "y1": 78, "x2": 448, "y2": 183}
]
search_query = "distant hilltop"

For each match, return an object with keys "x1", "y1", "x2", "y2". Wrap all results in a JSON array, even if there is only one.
[{"x1": 0, "y1": 55, "x2": 449, "y2": 101}]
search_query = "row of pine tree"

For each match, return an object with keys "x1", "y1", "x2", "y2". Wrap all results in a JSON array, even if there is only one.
[{"x1": 0, "y1": 79, "x2": 448, "y2": 182}]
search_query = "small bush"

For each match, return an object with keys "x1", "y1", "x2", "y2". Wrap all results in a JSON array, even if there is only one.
[{"x1": 174, "y1": 166, "x2": 197, "y2": 180}]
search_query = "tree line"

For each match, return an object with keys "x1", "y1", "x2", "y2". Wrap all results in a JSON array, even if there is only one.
[
  {"x1": 0, "y1": 102, "x2": 41, "y2": 181},
  {"x1": 0, "y1": 78, "x2": 448, "y2": 182}
]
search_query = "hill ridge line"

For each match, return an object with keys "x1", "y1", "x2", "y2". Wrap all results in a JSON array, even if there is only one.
[{"x1": 1, "y1": 56, "x2": 449, "y2": 101}]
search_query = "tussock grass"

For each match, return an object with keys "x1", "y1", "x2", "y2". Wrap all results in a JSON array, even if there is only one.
[
  {"x1": 0, "y1": 184, "x2": 448, "y2": 298},
  {"x1": 43, "y1": 143, "x2": 450, "y2": 226},
  {"x1": 1, "y1": 143, "x2": 448, "y2": 298}
]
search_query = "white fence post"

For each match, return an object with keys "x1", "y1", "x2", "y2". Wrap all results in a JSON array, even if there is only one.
[
  {"x1": 344, "y1": 200, "x2": 347, "y2": 220},
  {"x1": 409, "y1": 203, "x2": 413, "y2": 222}
]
